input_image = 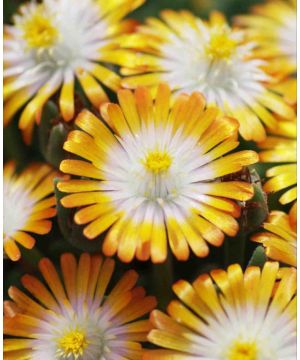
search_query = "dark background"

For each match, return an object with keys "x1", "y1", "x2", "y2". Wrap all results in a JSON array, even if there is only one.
[{"x1": 4, "y1": 0, "x2": 263, "y2": 23}]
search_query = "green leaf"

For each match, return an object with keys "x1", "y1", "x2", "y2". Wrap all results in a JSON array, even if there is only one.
[
  {"x1": 39, "y1": 101, "x2": 59, "y2": 156},
  {"x1": 248, "y1": 246, "x2": 267, "y2": 268},
  {"x1": 54, "y1": 178, "x2": 103, "y2": 252},
  {"x1": 224, "y1": 167, "x2": 268, "y2": 268},
  {"x1": 54, "y1": 178, "x2": 73, "y2": 240},
  {"x1": 39, "y1": 101, "x2": 68, "y2": 168},
  {"x1": 46, "y1": 123, "x2": 68, "y2": 168}
]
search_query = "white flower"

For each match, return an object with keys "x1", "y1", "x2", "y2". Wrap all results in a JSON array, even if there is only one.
[
  {"x1": 119, "y1": 10, "x2": 295, "y2": 141},
  {"x1": 4, "y1": 0, "x2": 143, "y2": 142}
]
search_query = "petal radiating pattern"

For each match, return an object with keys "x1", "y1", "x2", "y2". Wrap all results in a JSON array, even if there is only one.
[
  {"x1": 3, "y1": 161, "x2": 59, "y2": 261},
  {"x1": 4, "y1": 0, "x2": 144, "y2": 142},
  {"x1": 4, "y1": 252, "x2": 156, "y2": 359},
  {"x1": 58, "y1": 84, "x2": 258, "y2": 263},
  {"x1": 235, "y1": 0, "x2": 296, "y2": 80},
  {"x1": 117, "y1": 10, "x2": 295, "y2": 142},
  {"x1": 145, "y1": 262, "x2": 296, "y2": 359}
]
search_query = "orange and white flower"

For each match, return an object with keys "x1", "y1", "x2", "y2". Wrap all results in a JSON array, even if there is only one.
[
  {"x1": 118, "y1": 10, "x2": 295, "y2": 142},
  {"x1": 258, "y1": 117, "x2": 296, "y2": 213},
  {"x1": 58, "y1": 84, "x2": 258, "y2": 263},
  {"x1": 252, "y1": 211, "x2": 296, "y2": 267},
  {"x1": 3, "y1": 162, "x2": 58, "y2": 261},
  {"x1": 4, "y1": 252, "x2": 156, "y2": 359},
  {"x1": 145, "y1": 262, "x2": 296, "y2": 359},
  {"x1": 4, "y1": 0, "x2": 143, "y2": 142},
  {"x1": 235, "y1": 0, "x2": 296, "y2": 79}
]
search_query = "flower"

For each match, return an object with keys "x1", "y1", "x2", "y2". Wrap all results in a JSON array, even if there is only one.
[
  {"x1": 144, "y1": 262, "x2": 296, "y2": 359},
  {"x1": 258, "y1": 117, "x2": 296, "y2": 212},
  {"x1": 267, "y1": 77, "x2": 297, "y2": 106},
  {"x1": 4, "y1": 252, "x2": 156, "y2": 359},
  {"x1": 118, "y1": 10, "x2": 295, "y2": 142},
  {"x1": 3, "y1": 161, "x2": 58, "y2": 261},
  {"x1": 234, "y1": 0, "x2": 297, "y2": 108},
  {"x1": 4, "y1": 0, "x2": 144, "y2": 143},
  {"x1": 58, "y1": 84, "x2": 258, "y2": 263},
  {"x1": 235, "y1": 0, "x2": 296, "y2": 80},
  {"x1": 252, "y1": 211, "x2": 296, "y2": 267}
]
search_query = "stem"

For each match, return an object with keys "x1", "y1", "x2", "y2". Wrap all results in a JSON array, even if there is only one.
[
  {"x1": 224, "y1": 231, "x2": 246, "y2": 268},
  {"x1": 151, "y1": 253, "x2": 174, "y2": 310}
]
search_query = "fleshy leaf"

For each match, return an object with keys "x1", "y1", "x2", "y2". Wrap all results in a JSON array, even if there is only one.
[
  {"x1": 248, "y1": 245, "x2": 267, "y2": 268},
  {"x1": 54, "y1": 178, "x2": 103, "y2": 252}
]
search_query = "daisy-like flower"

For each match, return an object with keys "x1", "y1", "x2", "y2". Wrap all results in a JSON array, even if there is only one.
[
  {"x1": 252, "y1": 211, "x2": 296, "y2": 267},
  {"x1": 258, "y1": 117, "x2": 296, "y2": 213},
  {"x1": 58, "y1": 84, "x2": 258, "y2": 263},
  {"x1": 267, "y1": 77, "x2": 297, "y2": 107},
  {"x1": 144, "y1": 261, "x2": 296, "y2": 359},
  {"x1": 118, "y1": 10, "x2": 295, "y2": 142},
  {"x1": 235, "y1": 0, "x2": 296, "y2": 80},
  {"x1": 3, "y1": 161, "x2": 58, "y2": 261},
  {"x1": 4, "y1": 0, "x2": 144, "y2": 143},
  {"x1": 4, "y1": 252, "x2": 156, "y2": 359}
]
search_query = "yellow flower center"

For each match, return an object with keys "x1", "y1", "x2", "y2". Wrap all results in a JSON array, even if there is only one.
[
  {"x1": 144, "y1": 150, "x2": 172, "y2": 173},
  {"x1": 228, "y1": 341, "x2": 257, "y2": 360},
  {"x1": 22, "y1": 6, "x2": 58, "y2": 49},
  {"x1": 57, "y1": 329, "x2": 88, "y2": 359},
  {"x1": 206, "y1": 28, "x2": 237, "y2": 60}
]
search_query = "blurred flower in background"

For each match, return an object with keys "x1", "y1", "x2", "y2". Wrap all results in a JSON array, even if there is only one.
[
  {"x1": 235, "y1": 0, "x2": 296, "y2": 80},
  {"x1": 235, "y1": 0, "x2": 297, "y2": 107},
  {"x1": 58, "y1": 84, "x2": 258, "y2": 263},
  {"x1": 252, "y1": 211, "x2": 296, "y2": 267},
  {"x1": 4, "y1": 253, "x2": 156, "y2": 359},
  {"x1": 145, "y1": 262, "x2": 296, "y2": 359},
  {"x1": 257, "y1": 116, "x2": 297, "y2": 218},
  {"x1": 118, "y1": 10, "x2": 295, "y2": 142},
  {"x1": 3, "y1": 162, "x2": 59, "y2": 261},
  {"x1": 4, "y1": 0, "x2": 144, "y2": 143}
]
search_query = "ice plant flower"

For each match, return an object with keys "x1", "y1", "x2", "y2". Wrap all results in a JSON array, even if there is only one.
[
  {"x1": 258, "y1": 117, "x2": 296, "y2": 215},
  {"x1": 144, "y1": 262, "x2": 296, "y2": 359},
  {"x1": 4, "y1": 252, "x2": 156, "y2": 359},
  {"x1": 267, "y1": 77, "x2": 297, "y2": 107},
  {"x1": 234, "y1": 0, "x2": 297, "y2": 107},
  {"x1": 252, "y1": 211, "x2": 296, "y2": 267},
  {"x1": 118, "y1": 10, "x2": 295, "y2": 142},
  {"x1": 4, "y1": 0, "x2": 144, "y2": 142},
  {"x1": 3, "y1": 161, "x2": 58, "y2": 261},
  {"x1": 58, "y1": 84, "x2": 258, "y2": 263},
  {"x1": 235, "y1": 0, "x2": 296, "y2": 79}
]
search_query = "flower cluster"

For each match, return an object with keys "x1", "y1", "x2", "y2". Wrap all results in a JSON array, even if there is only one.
[{"x1": 3, "y1": 0, "x2": 297, "y2": 358}]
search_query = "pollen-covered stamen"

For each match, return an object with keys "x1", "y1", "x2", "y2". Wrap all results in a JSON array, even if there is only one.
[
  {"x1": 57, "y1": 329, "x2": 88, "y2": 359},
  {"x1": 21, "y1": 6, "x2": 58, "y2": 49},
  {"x1": 144, "y1": 150, "x2": 172, "y2": 174},
  {"x1": 227, "y1": 341, "x2": 257, "y2": 360},
  {"x1": 205, "y1": 27, "x2": 237, "y2": 60}
]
